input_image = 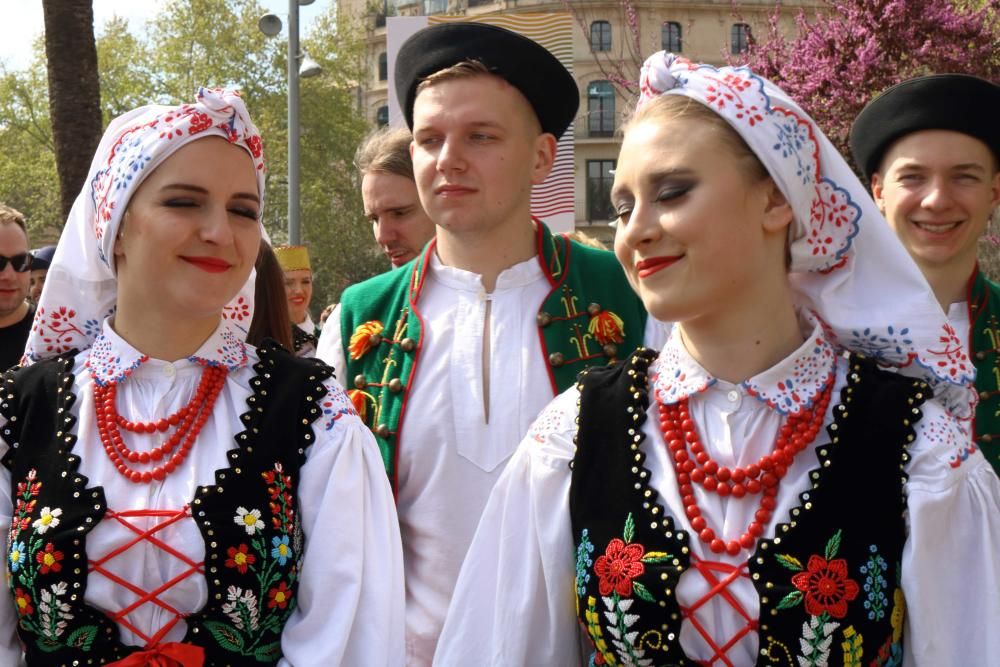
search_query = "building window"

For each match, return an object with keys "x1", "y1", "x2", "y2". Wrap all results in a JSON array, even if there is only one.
[
  {"x1": 731, "y1": 23, "x2": 751, "y2": 54},
  {"x1": 661, "y1": 21, "x2": 682, "y2": 52},
  {"x1": 424, "y1": 0, "x2": 447, "y2": 14},
  {"x1": 590, "y1": 21, "x2": 611, "y2": 52},
  {"x1": 376, "y1": 105, "x2": 389, "y2": 128},
  {"x1": 587, "y1": 160, "x2": 616, "y2": 223},
  {"x1": 468, "y1": 0, "x2": 492, "y2": 5},
  {"x1": 587, "y1": 80, "x2": 615, "y2": 137},
  {"x1": 378, "y1": 52, "x2": 387, "y2": 81}
]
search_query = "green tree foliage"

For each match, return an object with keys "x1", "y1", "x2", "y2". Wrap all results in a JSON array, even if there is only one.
[{"x1": 0, "y1": 0, "x2": 384, "y2": 309}]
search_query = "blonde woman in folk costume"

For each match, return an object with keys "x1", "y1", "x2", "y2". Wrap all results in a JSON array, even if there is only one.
[
  {"x1": 436, "y1": 54, "x2": 1000, "y2": 666},
  {"x1": 0, "y1": 88, "x2": 403, "y2": 665},
  {"x1": 274, "y1": 244, "x2": 320, "y2": 358}
]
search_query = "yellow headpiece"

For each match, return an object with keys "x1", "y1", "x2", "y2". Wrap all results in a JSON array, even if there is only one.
[{"x1": 273, "y1": 245, "x2": 311, "y2": 272}]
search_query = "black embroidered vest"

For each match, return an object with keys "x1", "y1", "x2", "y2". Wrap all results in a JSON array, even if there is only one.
[
  {"x1": 0, "y1": 341, "x2": 332, "y2": 665},
  {"x1": 570, "y1": 350, "x2": 925, "y2": 667}
]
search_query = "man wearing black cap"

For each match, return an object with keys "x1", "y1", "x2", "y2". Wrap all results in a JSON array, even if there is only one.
[
  {"x1": 29, "y1": 245, "x2": 55, "y2": 303},
  {"x1": 850, "y1": 74, "x2": 1000, "y2": 474},
  {"x1": 317, "y1": 22, "x2": 661, "y2": 664}
]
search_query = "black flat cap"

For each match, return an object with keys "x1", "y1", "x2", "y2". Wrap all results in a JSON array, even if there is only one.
[
  {"x1": 394, "y1": 22, "x2": 579, "y2": 138},
  {"x1": 850, "y1": 73, "x2": 1000, "y2": 180},
  {"x1": 31, "y1": 245, "x2": 55, "y2": 271}
]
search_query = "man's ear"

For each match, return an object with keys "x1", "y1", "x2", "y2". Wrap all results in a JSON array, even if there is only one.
[
  {"x1": 871, "y1": 172, "x2": 885, "y2": 213},
  {"x1": 529, "y1": 133, "x2": 557, "y2": 185}
]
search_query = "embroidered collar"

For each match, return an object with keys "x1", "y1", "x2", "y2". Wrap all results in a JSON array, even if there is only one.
[
  {"x1": 87, "y1": 318, "x2": 249, "y2": 386},
  {"x1": 650, "y1": 321, "x2": 837, "y2": 415}
]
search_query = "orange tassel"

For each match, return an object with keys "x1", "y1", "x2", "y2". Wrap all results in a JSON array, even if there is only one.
[
  {"x1": 348, "y1": 321, "x2": 384, "y2": 360},
  {"x1": 588, "y1": 310, "x2": 625, "y2": 345},
  {"x1": 347, "y1": 389, "x2": 368, "y2": 421}
]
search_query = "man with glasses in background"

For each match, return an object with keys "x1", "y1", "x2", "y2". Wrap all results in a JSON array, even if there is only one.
[{"x1": 0, "y1": 204, "x2": 34, "y2": 370}]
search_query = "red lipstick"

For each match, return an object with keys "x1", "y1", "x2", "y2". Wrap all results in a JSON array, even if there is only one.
[
  {"x1": 636, "y1": 256, "x2": 680, "y2": 279},
  {"x1": 182, "y1": 256, "x2": 232, "y2": 273}
]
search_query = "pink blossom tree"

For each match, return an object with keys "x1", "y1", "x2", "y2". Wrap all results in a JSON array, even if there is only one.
[{"x1": 737, "y1": 0, "x2": 1000, "y2": 157}]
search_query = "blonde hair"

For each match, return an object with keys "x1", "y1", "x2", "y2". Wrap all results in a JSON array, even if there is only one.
[
  {"x1": 415, "y1": 59, "x2": 492, "y2": 95},
  {"x1": 0, "y1": 203, "x2": 27, "y2": 234},
  {"x1": 626, "y1": 95, "x2": 769, "y2": 183},
  {"x1": 355, "y1": 126, "x2": 414, "y2": 180}
]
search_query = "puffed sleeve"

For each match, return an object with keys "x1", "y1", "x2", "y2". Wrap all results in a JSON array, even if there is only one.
[
  {"x1": 0, "y1": 415, "x2": 24, "y2": 664},
  {"x1": 434, "y1": 387, "x2": 588, "y2": 666},
  {"x1": 902, "y1": 400, "x2": 1000, "y2": 667},
  {"x1": 278, "y1": 379, "x2": 404, "y2": 666},
  {"x1": 315, "y1": 305, "x2": 347, "y2": 390}
]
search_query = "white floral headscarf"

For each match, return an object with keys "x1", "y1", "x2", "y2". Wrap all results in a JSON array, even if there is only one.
[
  {"x1": 25, "y1": 87, "x2": 266, "y2": 363},
  {"x1": 637, "y1": 53, "x2": 974, "y2": 416}
]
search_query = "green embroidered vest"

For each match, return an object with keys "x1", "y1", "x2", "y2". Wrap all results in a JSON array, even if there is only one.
[
  {"x1": 967, "y1": 266, "x2": 1000, "y2": 473},
  {"x1": 339, "y1": 221, "x2": 648, "y2": 490}
]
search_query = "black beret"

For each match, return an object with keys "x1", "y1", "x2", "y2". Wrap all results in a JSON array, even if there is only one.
[
  {"x1": 850, "y1": 74, "x2": 1000, "y2": 180},
  {"x1": 31, "y1": 245, "x2": 55, "y2": 271},
  {"x1": 394, "y1": 22, "x2": 579, "y2": 138}
]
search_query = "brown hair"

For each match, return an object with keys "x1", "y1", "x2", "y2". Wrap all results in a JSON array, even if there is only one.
[
  {"x1": 355, "y1": 126, "x2": 415, "y2": 180},
  {"x1": 625, "y1": 95, "x2": 769, "y2": 183},
  {"x1": 0, "y1": 203, "x2": 28, "y2": 237},
  {"x1": 415, "y1": 59, "x2": 492, "y2": 96},
  {"x1": 247, "y1": 240, "x2": 294, "y2": 352}
]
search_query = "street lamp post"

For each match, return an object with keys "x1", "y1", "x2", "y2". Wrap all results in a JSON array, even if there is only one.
[{"x1": 259, "y1": 0, "x2": 321, "y2": 246}]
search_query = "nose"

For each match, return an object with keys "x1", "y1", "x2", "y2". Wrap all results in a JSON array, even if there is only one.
[
  {"x1": 920, "y1": 177, "x2": 955, "y2": 212},
  {"x1": 436, "y1": 137, "x2": 465, "y2": 174},
  {"x1": 617, "y1": 202, "x2": 661, "y2": 250},
  {"x1": 373, "y1": 217, "x2": 396, "y2": 247},
  {"x1": 199, "y1": 205, "x2": 237, "y2": 245}
]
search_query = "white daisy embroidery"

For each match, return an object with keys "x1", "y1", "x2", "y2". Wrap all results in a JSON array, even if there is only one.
[
  {"x1": 33, "y1": 507, "x2": 63, "y2": 534},
  {"x1": 234, "y1": 507, "x2": 264, "y2": 535}
]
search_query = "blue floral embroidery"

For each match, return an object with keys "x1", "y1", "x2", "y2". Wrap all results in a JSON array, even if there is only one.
[
  {"x1": 575, "y1": 529, "x2": 594, "y2": 597},
  {"x1": 860, "y1": 544, "x2": 889, "y2": 622},
  {"x1": 9, "y1": 540, "x2": 26, "y2": 573},
  {"x1": 270, "y1": 535, "x2": 293, "y2": 566},
  {"x1": 848, "y1": 326, "x2": 914, "y2": 364}
]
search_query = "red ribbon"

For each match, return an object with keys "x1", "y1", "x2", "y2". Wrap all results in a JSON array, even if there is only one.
[{"x1": 107, "y1": 642, "x2": 205, "y2": 667}]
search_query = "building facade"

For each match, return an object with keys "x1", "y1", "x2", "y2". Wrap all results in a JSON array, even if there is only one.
[{"x1": 339, "y1": 0, "x2": 821, "y2": 241}]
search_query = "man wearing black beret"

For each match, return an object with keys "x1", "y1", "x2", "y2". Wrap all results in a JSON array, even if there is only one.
[
  {"x1": 850, "y1": 74, "x2": 1000, "y2": 474},
  {"x1": 316, "y1": 21, "x2": 662, "y2": 664}
]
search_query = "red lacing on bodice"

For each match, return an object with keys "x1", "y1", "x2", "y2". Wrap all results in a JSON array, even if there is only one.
[
  {"x1": 88, "y1": 507, "x2": 204, "y2": 648},
  {"x1": 679, "y1": 555, "x2": 758, "y2": 667}
]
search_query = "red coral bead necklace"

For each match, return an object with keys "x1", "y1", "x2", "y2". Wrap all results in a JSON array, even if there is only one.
[
  {"x1": 93, "y1": 364, "x2": 228, "y2": 484},
  {"x1": 657, "y1": 378, "x2": 833, "y2": 556}
]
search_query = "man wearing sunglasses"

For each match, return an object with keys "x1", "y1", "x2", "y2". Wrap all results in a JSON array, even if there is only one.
[{"x1": 0, "y1": 204, "x2": 33, "y2": 370}]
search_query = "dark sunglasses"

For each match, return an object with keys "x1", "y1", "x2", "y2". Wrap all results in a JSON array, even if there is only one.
[{"x1": 0, "y1": 253, "x2": 32, "y2": 272}]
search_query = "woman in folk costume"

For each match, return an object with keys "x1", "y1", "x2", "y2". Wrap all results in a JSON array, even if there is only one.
[
  {"x1": 435, "y1": 55, "x2": 1000, "y2": 666},
  {"x1": 0, "y1": 88, "x2": 404, "y2": 665},
  {"x1": 272, "y1": 245, "x2": 319, "y2": 358}
]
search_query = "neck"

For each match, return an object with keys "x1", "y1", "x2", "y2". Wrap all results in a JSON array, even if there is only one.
[
  {"x1": 0, "y1": 300, "x2": 28, "y2": 328},
  {"x1": 434, "y1": 216, "x2": 537, "y2": 292},
  {"x1": 918, "y1": 252, "x2": 976, "y2": 310},
  {"x1": 679, "y1": 280, "x2": 803, "y2": 384},
  {"x1": 112, "y1": 303, "x2": 220, "y2": 362}
]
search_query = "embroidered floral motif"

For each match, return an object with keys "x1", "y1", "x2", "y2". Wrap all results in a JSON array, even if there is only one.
[
  {"x1": 840, "y1": 626, "x2": 863, "y2": 667},
  {"x1": 775, "y1": 531, "x2": 861, "y2": 667},
  {"x1": 86, "y1": 331, "x2": 148, "y2": 386},
  {"x1": 35, "y1": 544, "x2": 64, "y2": 575},
  {"x1": 580, "y1": 514, "x2": 672, "y2": 666},
  {"x1": 225, "y1": 545, "x2": 256, "y2": 574},
  {"x1": 860, "y1": 545, "x2": 888, "y2": 622},
  {"x1": 588, "y1": 310, "x2": 625, "y2": 345},
  {"x1": 209, "y1": 462, "x2": 302, "y2": 661},
  {"x1": 743, "y1": 333, "x2": 836, "y2": 414},
  {"x1": 650, "y1": 331, "x2": 715, "y2": 405},
  {"x1": 234, "y1": 507, "x2": 264, "y2": 535},
  {"x1": 576, "y1": 530, "x2": 595, "y2": 597},
  {"x1": 348, "y1": 320, "x2": 384, "y2": 360},
  {"x1": 31, "y1": 306, "x2": 87, "y2": 357},
  {"x1": 319, "y1": 380, "x2": 359, "y2": 431},
  {"x1": 6, "y1": 470, "x2": 96, "y2": 652}
]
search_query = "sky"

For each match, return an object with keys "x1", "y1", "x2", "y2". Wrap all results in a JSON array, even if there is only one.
[{"x1": 1, "y1": 0, "x2": 335, "y2": 71}]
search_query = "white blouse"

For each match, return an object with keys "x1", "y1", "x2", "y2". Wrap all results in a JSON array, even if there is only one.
[
  {"x1": 318, "y1": 252, "x2": 670, "y2": 666},
  {"x1": 435, "y1": 323, "x2": 1000, "y2": 667},
  {"x1": 0, "y1": 320, "x2": 405, "y2": 666}
]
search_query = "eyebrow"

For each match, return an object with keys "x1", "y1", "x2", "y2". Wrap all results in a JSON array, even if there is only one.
[
  {"x1": 611, "y1": 167, "x2": 696, "y2": 199},
  {"x1": 160, "y1": 183, "x2": 260, "y2": 204},
  {"x1": 895, "y1": 161, "x2": 987, "y2": 173}
]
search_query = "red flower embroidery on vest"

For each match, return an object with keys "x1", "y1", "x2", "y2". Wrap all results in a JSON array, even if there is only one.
[
  {"x1": 594, "y1": 538, "x2": 646, "y2": 597},
  {"x1": 225, "y1": 544, "x2": 257, "y2": 574},
  {"x1": 267, "y1": 582, "x2": 293, "y2": 609},
  {"x1": 14, "y1": 588, "x2": 33, "y2": 616},
  {"x1": 790, "y1": 554, "x2": 860, "y2": 619},
  {"x1": 36, "y1": 543, "x2": 64, "y2": 575}
]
